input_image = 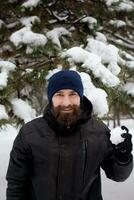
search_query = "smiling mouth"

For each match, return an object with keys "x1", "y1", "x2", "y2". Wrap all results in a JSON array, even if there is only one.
[{"x1": 61, "y1": 109, "x2": 73, "y2": 112}]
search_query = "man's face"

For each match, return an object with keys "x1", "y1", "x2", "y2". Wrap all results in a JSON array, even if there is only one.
[{"x1": 51, "y1": 89, "x2": 81, "y2": 127}]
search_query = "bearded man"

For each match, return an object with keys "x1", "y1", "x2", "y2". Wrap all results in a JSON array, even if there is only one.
[{"x1": 6, "y1": 70, "x2": 133, "y2": 200}]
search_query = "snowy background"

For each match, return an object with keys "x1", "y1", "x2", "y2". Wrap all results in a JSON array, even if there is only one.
[{"x1": 0, "y1": 0, "x2": 134, "y2": 199}]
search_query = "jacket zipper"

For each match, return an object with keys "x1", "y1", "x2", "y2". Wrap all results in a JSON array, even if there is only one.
[
  {"x1": 56, "y1": 136, "x2": 62, "y2": 200},
  {"x1": 82, "y1": 140, "x2": 88, "y2": 184}
]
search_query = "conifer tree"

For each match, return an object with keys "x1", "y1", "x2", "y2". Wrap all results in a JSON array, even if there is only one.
[{"x1": 0, "y1": 0, "x2": 133, "y2": 127}]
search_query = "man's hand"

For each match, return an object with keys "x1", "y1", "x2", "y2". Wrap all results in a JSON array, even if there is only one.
[{"x1": 113, "y1": 126, "x2": 133, "y2": 164}]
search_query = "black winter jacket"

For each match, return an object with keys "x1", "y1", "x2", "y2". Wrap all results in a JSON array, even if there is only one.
[{"x1": 6, "y1": 97, "x2": 133, "y2": 200}]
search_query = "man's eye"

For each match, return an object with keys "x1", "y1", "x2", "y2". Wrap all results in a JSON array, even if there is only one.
[
  {"x1": 56, "y1": 93, "x2": 63, "y2": 96},
  {"x1": 70, "y1": 92, "x2": 77, "y2": 96}
]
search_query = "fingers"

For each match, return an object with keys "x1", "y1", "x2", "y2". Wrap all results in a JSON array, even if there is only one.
[
  {"x1": 121, "y1": 133, "x2": 132, "y2": 139},
  {"x1": 121, "y1": 125, "x2": 129, "y2": 133},
  {"x1": 115, "y1": 138, "x2": 132, "y2": 152},
  {"x1": 115, "y1": 142, "x2": 127, "y2": 152}
]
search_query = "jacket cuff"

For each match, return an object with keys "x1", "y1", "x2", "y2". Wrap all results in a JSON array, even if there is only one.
[{"x1": 115, "y1": 154, "x2": 133, "y2": 166}]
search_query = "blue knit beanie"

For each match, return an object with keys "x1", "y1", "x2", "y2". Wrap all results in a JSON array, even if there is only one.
[{"x1": 47, "y1": 70, "x2": 84, "y2": 101}]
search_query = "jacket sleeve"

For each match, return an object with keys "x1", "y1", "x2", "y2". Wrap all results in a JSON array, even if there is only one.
[
  {"x1": 101, "y1": 131, "x2": 133, "y2": 182},
  {"x1": 6, "y1": 127, "x2": 32, "y2": 200}
]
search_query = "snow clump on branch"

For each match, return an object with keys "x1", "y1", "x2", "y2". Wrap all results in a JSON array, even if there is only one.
[
  {"x1": 81, "y1": 16, "x2": 97, "y2": 30},
  {"x1": 10, "y1": 27, "x2": 47, "y2": 54},
  {"x1": 80, "y1": 72, "x2": 109, "y2": 117},
  {"x1": 22, "y1": 0, "x2": 41, "y2": 10},
  {"x1": 85, "y1": 38, "x2": 121, "y2": 76},
  {"x1": 11, "y1": 98, "x2": 36, "y2": 123},
  {"x1": 0, "y1": 105, "x2": 9, "y2": 120},
  {"x1": 63, "y1": 46, "x2": 120, "y2": 87},
  {"x1": 20, "y1": 16, "x2": 40, "y2": 27},
  {"x1": 46, "y1": 27, "x2": 71, "y2": 49},
  {"x1": 0, "y1": 61, "x2": 16, "y2": 90}
]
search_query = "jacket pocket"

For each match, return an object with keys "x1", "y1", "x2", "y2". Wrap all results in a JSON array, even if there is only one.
[{"x1": 82, "y1": 139, "x2": 88, "y2": 184}]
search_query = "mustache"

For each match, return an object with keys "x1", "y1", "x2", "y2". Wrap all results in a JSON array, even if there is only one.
[
  {"x1": 53, "y1": 104, "x2": 79, "y2": 112},
  {"x1": 57, "y1": 105, "x2": 74, "y2": 110},
  {"x1": 51, "y1": 104, "x2": 81, "y2": 127}
]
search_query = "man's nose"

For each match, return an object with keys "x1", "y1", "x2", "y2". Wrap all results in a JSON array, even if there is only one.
[{"x1": 62, "y1": 96, "x2": 71, "y2": 106}]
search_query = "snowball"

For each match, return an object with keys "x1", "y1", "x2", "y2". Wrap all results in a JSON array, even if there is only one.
[{"x1": 110, "y1": 127, "x2": 125, "y2": 145}]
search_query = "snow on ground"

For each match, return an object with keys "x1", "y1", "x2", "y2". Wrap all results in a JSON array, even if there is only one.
[{"x1": 0, "y1": 119, "x2": 133, "y2": 200}]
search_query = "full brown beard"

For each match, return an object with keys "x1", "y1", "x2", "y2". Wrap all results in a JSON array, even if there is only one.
[{"x1": 52, "y1": 104, "x2": 81, "y2": 127}]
